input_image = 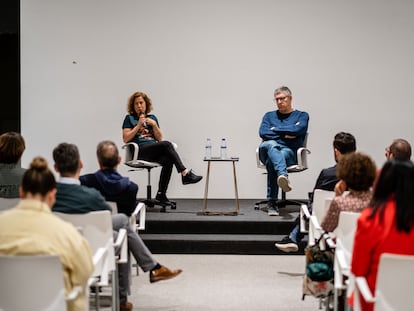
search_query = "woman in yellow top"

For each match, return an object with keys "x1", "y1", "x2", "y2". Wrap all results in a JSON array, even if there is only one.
[{"x1": 0, "y1": 156, "x2": 94, "y2": 311}]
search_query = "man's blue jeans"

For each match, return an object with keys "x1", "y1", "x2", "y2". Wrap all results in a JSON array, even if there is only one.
[{"x1": 259, "y1": 140, "x2": 296, "y2": 200}]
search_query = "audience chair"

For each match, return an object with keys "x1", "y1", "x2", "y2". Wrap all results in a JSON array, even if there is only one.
[
  {"x1": 305, "y1": 190, "x2": 335, "y2": 245},
  {"x1": 254, "y1": 133, "x2": 311, "y2": 210},
  {"x1": 129, "y1": 202, "x2": 146, "y2": 275},
  {"x1": 332, "y1": 211, "x2": 360, "y2": 311},
  {"x1": 354, "y1": 253, "x2": 414, "y2": 311},
  {"x1": 0, "y1": 254, "x2": 83, "y2": 311},
  {"x1": 122, "y1": 142, "x2": 177, "y2": 212},
  {"x1": 54, "y1": 210, "x2": 127, "y2": 311},
  {"x1": 130, "y1": 201, "x2": 146, "y2": 231},
  {"x1": 0, "y1": 197, "x2": 20, "y2": 212}
]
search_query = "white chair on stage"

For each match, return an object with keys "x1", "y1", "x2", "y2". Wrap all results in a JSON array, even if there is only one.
[
  {"x1": 255, "y1": 133, "x2": 311, "y2": 210},
  {"x1": 122, "y1": 141, "x2": 177, "y2": 212}
]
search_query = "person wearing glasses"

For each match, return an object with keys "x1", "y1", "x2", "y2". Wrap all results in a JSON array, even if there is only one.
[
  {"x1": 258, "y1": 86, "x2": 309, "y2": 216},
  {"x1": 384, "y1": 138, "x2": 411, "y2": 161}
]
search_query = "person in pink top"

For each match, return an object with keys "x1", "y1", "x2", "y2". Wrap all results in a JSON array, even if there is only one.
[
  {"x1": 321, "y1": 152, "x2": 376, "y2": 233},
  {"x1": 350, "y1": 159, "x2": 414, "y2": 311}
]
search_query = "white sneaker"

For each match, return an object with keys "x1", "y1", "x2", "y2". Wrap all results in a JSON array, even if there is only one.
[
  {"x1": 275, "y1": 237, "x2": 299, "y2": 252},
  {"x1": 277, "y1": 175, "x2": 292, "y2": 192}
]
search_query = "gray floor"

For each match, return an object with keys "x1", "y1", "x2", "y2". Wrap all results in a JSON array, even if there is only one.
[{"x1": 97, "y1": 254, "x2": 321, "y2": 310}]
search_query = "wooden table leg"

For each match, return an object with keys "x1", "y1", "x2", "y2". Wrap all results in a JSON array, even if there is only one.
[
  {"x1": 232, "y1": 161, "x2": 239, "y2": 214},
  {"x1": 203, "y1": 161, "x2": 211, "y2": 212}
]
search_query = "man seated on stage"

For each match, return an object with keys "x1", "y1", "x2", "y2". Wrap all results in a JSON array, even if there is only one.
[{"x1": 258, "y1": 86, "x2": 309, "y2": 216}]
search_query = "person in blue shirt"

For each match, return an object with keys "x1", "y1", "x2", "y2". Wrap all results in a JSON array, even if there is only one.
[
  {"x1": 259, "y1": 86, "x2": 309, "y2": 216},
  {"x1": 80, "y1": 140, "x2": 138, "y2": 216}
]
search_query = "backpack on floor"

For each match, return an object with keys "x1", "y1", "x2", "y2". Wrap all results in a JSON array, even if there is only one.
[{"x1": 302, "y1": 235, "x2": 334, "y2": 299}]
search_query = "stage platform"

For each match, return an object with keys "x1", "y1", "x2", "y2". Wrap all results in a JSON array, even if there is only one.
[{"x1": 140, "y1": 199, "x2": 308, "y2": 255}]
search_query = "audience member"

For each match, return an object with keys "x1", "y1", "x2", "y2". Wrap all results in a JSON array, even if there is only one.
[
  {"x1": 385, "y1": 138, "x2": 411, "y2": 160},
  {"x1": 0, "y1": 156, "x2": 93, "y2": 311},
  {"x1": 52, "y1": 143, "x2": 182, "y2": 311},
  {"x1": 258, "y1": 86, "x2": 309, "y2": 216},
  {"x1": 350, "y1": 160, "x2": 414, "y2": 311},
  {"x1": 276, "y1": 132, "x2": 356, "y2": 252},
  {"x1": 80, "y1": 140, "x2": 138, "y2": 216},
  {"x1": 0, "y1": 132, "x2": 26, "y2": 198},
  {"x1": 320, "y1": 152, "x2": 376, "y2": 233},
  {"x1": 122, "y1": 91, "x2": 202, "y2": 205}
]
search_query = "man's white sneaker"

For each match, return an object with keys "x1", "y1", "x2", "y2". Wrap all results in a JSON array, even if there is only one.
[
  {"x1": 275, "y1": 237, "x2": 299, "y2": 253},
  {"x1": 277, "y1": 175, "x2": 292, "y2": 192}
]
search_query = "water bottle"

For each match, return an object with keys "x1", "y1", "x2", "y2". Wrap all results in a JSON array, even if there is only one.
[
  {"x1": 220, "y1": 138, "x2": 227, "y2": 159},
  {"x1": 205, "y1": 138, "x2": 212, "y2": 159}
]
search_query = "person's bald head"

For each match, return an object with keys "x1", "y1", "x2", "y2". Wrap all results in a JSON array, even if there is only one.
[{"x1": 96, "y1": 140, "x2": 120, "y2": 169}]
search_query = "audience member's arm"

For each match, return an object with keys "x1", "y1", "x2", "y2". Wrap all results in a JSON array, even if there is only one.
[
  {"x1": 321, "y1": 199, "x2": 340, "y2": 232},
  {"x1": 273, "y1": 111, "x2": 309, "y2": 137},
  {"x1": 259, "y1": 113, "x2": 278, "y2": 140},
  {"x1": 335, "y1": 180, "x2": 347, "y2": 196}
]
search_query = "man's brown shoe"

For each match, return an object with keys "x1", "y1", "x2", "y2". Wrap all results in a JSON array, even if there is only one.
[
  {"x1": 120, "y1": 302, "x2": 133, "y2": 311},
  {"x1": 150, "y1": 265, "x2": 183, "y2": 283}
]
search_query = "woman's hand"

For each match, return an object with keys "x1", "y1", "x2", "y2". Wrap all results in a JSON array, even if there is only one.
[{"x1": 334, "y1": 180, "x2": 347, "y2": 196}]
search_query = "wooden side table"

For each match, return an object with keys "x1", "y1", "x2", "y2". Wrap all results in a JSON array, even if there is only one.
[{"x1": 202, "y1": 157, "x2": 240, "y2": 215}]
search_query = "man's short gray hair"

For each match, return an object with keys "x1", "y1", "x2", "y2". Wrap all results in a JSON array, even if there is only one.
[{"x1": 274, "y1": 86, "x2": 292, "y2": 97}]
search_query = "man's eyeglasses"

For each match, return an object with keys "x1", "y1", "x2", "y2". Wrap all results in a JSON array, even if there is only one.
[{"x1": 273, "y1": 96, "x2": 290, "y2": 103}]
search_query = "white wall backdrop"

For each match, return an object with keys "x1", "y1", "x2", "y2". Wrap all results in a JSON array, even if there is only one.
[{"x1": 20, "y1": 0, "x2": 414, "y2": 199}]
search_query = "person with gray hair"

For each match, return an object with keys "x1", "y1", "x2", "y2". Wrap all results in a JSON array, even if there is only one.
[{"x1": 258, "y1": 86, "x2": 309, "y2": 215}]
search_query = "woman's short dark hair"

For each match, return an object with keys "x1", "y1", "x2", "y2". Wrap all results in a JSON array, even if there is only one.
[
  {"x1": 370, "y1": 160, "x2": 414, "y2": 233},
  {"x1": 337, "y1": 152, "x2": 376, "y2": 191},
  {"x1": 21, "y1": 157, "x2": 56, "y2": 196},
  {"x1": 127, "y1": 91, "x2": 153, "y2": 115},
  {"x1": 0, "y1": 132, "x2": 26, "y2": 164}
]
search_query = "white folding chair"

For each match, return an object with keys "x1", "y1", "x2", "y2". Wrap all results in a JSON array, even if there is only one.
[
  {"x1": 122, "y1": 141, "x2": 177, "y2": 212},
  {"x1": 54, "y1": 210, "x2": 127, "y2": 311},
  {"x1": 307, "y1": 190, "x2": 335, "y2": 245},
  {"x1": 354, "y1": 253, "x2": 414, "y2": 311},
  {"x1": 333, "y1": 211, "x2": 360, "y2": 311},
  {"x1": 130, "y1": 202, "x2": 146, "y2": 231},
  {"x1": 255, "y1": 133, "x2": 311, "y2": 210},
  {"x1": 0, "y1": 197, "x2": 20, "y2": 212},
  {"x1": 0, "y1": 254, "x2": 83, "y2": 311}
]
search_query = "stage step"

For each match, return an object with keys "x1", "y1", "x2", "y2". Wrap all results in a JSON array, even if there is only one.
[
  {"x1": 141, "y1": 233, "x2": 305, "y2": 255},
  {"x1": 140, "y1": 199, "x2": 307, "y2": 255}
]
